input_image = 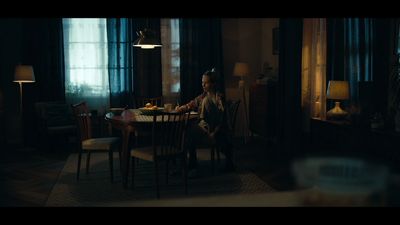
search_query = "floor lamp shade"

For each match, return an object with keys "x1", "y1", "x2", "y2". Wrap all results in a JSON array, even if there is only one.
[
  {"x1": 233, "y1": 62, "x2": 250, "y2": 77},
  {"x1": 233, "y1": 62, "x2": 250, "y2": 88},
  {"x1": 13, "y1": 65, "x2": 35, "y2": 83},
  {"x1": 13, "y1": 65, "x2": 35, "y2": 114}
]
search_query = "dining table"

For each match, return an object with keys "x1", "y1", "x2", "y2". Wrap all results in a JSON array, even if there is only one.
[{"x1": 105, "y1": 109, "x2": 198, "y2": 188}]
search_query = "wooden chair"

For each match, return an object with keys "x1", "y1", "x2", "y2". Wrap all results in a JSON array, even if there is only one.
[
  {"x1": 135, "y1": 96, "x2": 163, "y2": 108},
  {"x1": 199, "y1": 100, "x2": 240, "y2": 174},
  {"x1": 130, "y1": 111, "x2": 191, "y2": 199},
  {"x1": 71, "y1": 102, "x2": 121, "y2": 182}
]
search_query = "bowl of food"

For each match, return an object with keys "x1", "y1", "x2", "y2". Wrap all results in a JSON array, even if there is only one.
[
  {"x1": 109, "y1": 107, "x2": 125, "y2": 116},
  {"x1": 139, "y1": 103, "x2": 164, "y2": 115}
]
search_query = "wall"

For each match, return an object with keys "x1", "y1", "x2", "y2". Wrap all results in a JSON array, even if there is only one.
[{"x1": 221, "y1": 18, "x2": 279, "y2": 138}]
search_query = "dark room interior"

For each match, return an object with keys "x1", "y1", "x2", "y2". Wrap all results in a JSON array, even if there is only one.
[{"x1": 1, "y1": 17, "x2": 400, "y2": 207}]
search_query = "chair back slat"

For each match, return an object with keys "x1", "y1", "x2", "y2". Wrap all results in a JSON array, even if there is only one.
[
  {"x1": 71, "y1": 102, "x2": 92, "y2": 141},
  {"x1": 152, "y1": 111, "x2": 190, "y2": 159}
]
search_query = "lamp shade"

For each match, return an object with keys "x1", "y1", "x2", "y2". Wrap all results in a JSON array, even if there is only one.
[
  {"x1": 13, "y1": 65, "x2": 35, "y2": 83},
  {"x1": 327, "y1": 81, "x2": 349, "y2": 100},
  {"x1": 233, "y1": 62, "x2": 250, "y2": 77},
  {"x1": 133, "y1": 29, "x2": 162, "y2": 49}
]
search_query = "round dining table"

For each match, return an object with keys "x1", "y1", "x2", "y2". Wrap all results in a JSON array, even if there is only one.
[{"x1": 105, "y1": 109, "x2": 198, "y2": 188}]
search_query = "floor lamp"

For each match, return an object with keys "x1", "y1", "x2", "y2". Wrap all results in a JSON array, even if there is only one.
[
  {"x1": 233, "y1": 62, "x2": 250, "y2": 143},
  {"x1": 13, "y1": 65, "x2": 35, "y2": 115}
]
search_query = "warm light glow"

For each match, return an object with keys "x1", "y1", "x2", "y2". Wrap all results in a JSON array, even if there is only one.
[
  {"x1": 13, "y1": 65, "x2": 35, "y2": 83},
  {"x1": 133, "y1": 44, "x2": 161, "y2": 49},
  {"x1": 133, "y1": 29, "x2": 162, "y2": 49},
  {"x1": 326, "y1": 81, "x2": 349, "y2": 119},
  {"x1": 233, "y1": 62, "x2": 250, "y2": 77},
  {"x1": 327, "y1": 81, "x2": 349, "y2": 100}
]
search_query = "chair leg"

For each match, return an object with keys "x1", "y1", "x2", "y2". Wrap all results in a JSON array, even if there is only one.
[
  {"x1": 77, "y1": 151, "x2": 82, "y2": 181},
  {"x1": 217, "y1": 147, "x2": 221, "y2": 163},
  {"x1": 182, "y1": 156, "x2": 188, "y2": 195},
  {"x1": 109, "y1": 150, "x2": 114, "y2": 183},
  {"x1": 211, "y1": 147, "x2": 215, "y2": 175},
  {"x1": 155, "y1": 161, "x2": 160, "y2": 199},
  {"x1": 131, "y1": 157, "x2": 135, "y2": 189},
  {"x1": 165, "y1": 159, "x2": 169, "y2": 185},
  {"x1": 118, "y1": 148, "x2": 122, "y2": 165},
  {"x1": 86, "y1": 152, "x2": 91, "y2": 174}
]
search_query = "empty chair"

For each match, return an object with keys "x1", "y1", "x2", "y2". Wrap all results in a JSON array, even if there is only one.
[
  {"x1": 71, "y1": 102, "x2": 121, "y2": 182},
  {"x1": 130, "y1": 111, "x2": 191, "y2": 199}
]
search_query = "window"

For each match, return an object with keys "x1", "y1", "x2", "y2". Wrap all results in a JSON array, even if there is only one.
[
  {"x1": 63, "y1": 18, "x2": 110, "y2": 113},
  {"x1": 62, "y1": 18, "x2": 179, "y2": 111},
  {"x1": 161, "y1": 18, "x2": 180, "y2": 103}
]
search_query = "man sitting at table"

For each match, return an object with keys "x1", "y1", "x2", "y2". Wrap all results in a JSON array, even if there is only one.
[{"x1": 176, "y1": 68, "x2": 235, "y2": 177}]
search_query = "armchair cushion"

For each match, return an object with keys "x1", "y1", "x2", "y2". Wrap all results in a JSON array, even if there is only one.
[{"x1": 45, "y1": 104, "x2": 74, "y2": 127}]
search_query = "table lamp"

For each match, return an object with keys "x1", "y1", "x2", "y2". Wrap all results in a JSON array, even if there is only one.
[
  {"x1": 326, "y1": 80, "x2": 349, "y2": 119},
  {"x1": 13, "y1": 65, "x2": 35, "y2": 114}
]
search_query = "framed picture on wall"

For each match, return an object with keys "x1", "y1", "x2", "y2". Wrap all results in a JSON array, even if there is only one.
[{"x1": 273, "y1": 27, "x2": 279, "y2": 55}]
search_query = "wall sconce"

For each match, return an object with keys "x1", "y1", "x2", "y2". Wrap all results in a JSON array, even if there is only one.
[
  {"x1": 133, "y1": 28, "x2": 162, "y2": 49},
  {"x1": 326, "y1": 80, "x2": 349, "y2": 119}
]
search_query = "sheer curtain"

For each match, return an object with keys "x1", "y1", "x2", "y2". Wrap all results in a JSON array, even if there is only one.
[
  {"x1": 301, "y1": 18, "x2": 327, "y2": 131},
  {"x1": 161, "y1": 18, "x2": 180, "y2": 104},
  {"x1": 63, "y1": 18, "x2": 110, "y2": 114}
]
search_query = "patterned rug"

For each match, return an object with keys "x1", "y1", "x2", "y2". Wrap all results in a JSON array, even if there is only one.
[{"x1": 45, "y1": 149, "x2": 275, "y2": 206}]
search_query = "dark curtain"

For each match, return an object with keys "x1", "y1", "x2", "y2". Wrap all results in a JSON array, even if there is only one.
[
  {"x1": 327, "y1": 18, "x2": 391, "y2": 116},
  {"x1": 20, "y1": 18, "x2": 65, "y2": 147},
  {"x1": 276, "y1": 18, "x2": 304, "y2": 160},
  {"x1": 132, "y1": 18, "x2": 162, "y2": 107},
  {"x1": 388, "y1": 19, "x2": 400, "y2": 115},
  {"x1": 372, "y1": 19, "x2": 392, "y2": 116},
  {"x1": 327, "y1": 18, "x2": 345, "y2": 81},
  {"x1": 107, "y1": 18, "x2": 135, "y2": 108},
  {"x1": 344, "y1": 18, "x2": 374, "y2": 104},
  {"x1": 179, "y1": 18, "x2": 224, "y2": 104}
]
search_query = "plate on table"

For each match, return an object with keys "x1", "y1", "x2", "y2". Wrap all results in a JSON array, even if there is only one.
[
  {"x1": 139, "y1": 107, "x2": 164, "y2": 115},
  {"x1": 109, "y1": 107, "x2": 125, "y2": 116}
]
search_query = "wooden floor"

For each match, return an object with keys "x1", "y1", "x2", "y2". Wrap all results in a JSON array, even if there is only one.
[{"x1": 0, "y1": 136, "x2": 294, "y2": 207}]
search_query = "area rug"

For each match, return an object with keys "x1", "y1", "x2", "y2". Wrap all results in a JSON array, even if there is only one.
[{"x1": 45, "y1": 149, "x2": 275, "y2": 206}]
